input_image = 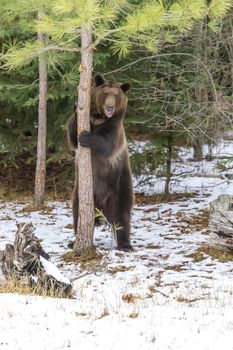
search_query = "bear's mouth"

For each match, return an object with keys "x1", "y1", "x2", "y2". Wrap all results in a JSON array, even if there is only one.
[{"x1": 104, "y1": 106, "x2": 115, "y2": 118}]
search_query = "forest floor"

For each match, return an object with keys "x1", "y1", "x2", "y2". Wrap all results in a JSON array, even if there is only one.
[{"x1": 1, "y1": 138, "x2": 233, "y2": 350}]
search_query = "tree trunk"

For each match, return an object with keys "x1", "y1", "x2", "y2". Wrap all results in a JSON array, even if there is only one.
[
  {"x1": 164, "y1": 135, "x2": 172, "y2": 198},
  {"x1": 193, "y1": 138, "x2": 203, "y2": 161},
  {"x1": 73, "y1": 25, "x2": 94, "y2": 251},
  {"x1": 34, "y1": 15, "x2": 47, "y2": 208},
  {"x1": 193, "y1": 20, "x2": 208, "y2": 161},
  {"x1": 206, "y1": 139, "x2": 213, "y2": 161}
]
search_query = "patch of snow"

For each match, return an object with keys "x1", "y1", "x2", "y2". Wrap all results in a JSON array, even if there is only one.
[
  {"x1": 1, "y1": 139, "x2": 233, "y2": 349},
  {"x1": 40, "y1": 256, "x2": 71, "y2": 285}
]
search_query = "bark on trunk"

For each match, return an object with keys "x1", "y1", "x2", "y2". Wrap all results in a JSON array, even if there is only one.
[
  {"x1": 73, "y1": 25, "x2": 94, "y2": 251},
  {"x1": 193, "y1": 138, "x2": 203, "y2": 161},
  {"x1": 164, "y1": 135, "x2": 172, "y2": 198},
  {"x1": 193, "y1": 21, "x2": 208, "y2": 161},
  {"x1": 34, "y1": 18, "x2": 47, "y2": 208}
]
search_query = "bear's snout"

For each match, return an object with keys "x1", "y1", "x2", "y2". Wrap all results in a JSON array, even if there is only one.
[
  {"x1": 104, "y1": 102, "x2": 115, "y2": 118},
  {"x1": 104, "y1": 94, "x2": 116, "y2": 117},
  {"x1": 105, "y1": 105, "x2": 115, "y2": 118}
]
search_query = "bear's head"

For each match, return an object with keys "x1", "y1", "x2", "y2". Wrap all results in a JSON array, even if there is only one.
[{"x1": 91, "y1": 75, "x2": 130, "y2": 120}]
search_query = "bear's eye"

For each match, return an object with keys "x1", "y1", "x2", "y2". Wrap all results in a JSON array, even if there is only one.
[{"x1": 115, "y1": 95, "x2": 120, "y2": 103}]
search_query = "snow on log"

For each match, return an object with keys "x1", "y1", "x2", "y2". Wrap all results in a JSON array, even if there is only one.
[
  {"x1": 0, "y1": 222, "x2": 72, "y2": 296},
  {"x1": 209, "y1": 194, "x2": 233, "y2": 251}
]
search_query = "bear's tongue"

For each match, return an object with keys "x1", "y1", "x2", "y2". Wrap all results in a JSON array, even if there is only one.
[
  {"x1": 107, "y1": 111, "x2": 113, "y2": 118},
  {"x1": 105, "y1": 106, "x2": 114, "y2": 118}
]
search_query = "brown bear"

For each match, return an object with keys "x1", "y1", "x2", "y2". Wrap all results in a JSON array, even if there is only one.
[{"x1": 67, "y1": 74, "x2": 134, "y2": 251}]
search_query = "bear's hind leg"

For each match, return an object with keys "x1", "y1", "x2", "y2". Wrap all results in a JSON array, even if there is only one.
[
  {"x1": 116, "y1": 212, "x2": 132, "y2": 251},
  {"x1": 116, "y1": 167, "x2": 134, "y2": 251},
  {"x1": 102, "y1": 176, "x2": 133, "y2": 251}
]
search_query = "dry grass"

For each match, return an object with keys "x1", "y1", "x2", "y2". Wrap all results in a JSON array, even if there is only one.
[
  {"x1": 135, "y1": 192, "x2": 195, "y2": 205},
  {"x1": 63, "y1": 247, "x2": 101, "y2": 263},
  {"x1": 128, "y1": 310, "x2": 139, "y2": 318},
  {"x1": 148, "y1": 285, "x2": 157, "y2": 294},
  {"x1": 184, "y1": 246, "x2": 233, "y2": 263},
  {"x1": 75, "y1": 311, "x2": 88, "y2": 317},
  {"x1": 108, "y1": 265, "x2": 134, "y2": 274},
  {"x1": 63, "y1": 247, "x2": 105, "y2": 271},
  {"x1": 167, "y1": 209, "x2": 211, "y2": 237},
  {"x1": 198, "y1": 246, "x2": 233, "y2": 262},
  {"x1": 21, "y1": 203, "x2": 55, "y2": 213},
  {"x1": 165, "y1": 264, "x2": 183, "y2": 272},
  {"x1": 176, "y1": 296, "x2": 205, "y2": 303},
  {"x1": 95, "y1": 307, "x2": 110, "y2": 320},
  {"x1": 0, "y1": 275, "x2": 74, "y2": 299},
  {"x1": 185, "y1": 209, "x2": 210, "y2": 230},
  {"x1": 64, "y1": 224, "x2": 73, "y2": 230},
  {"x1": 185, "y1": 251, "x2": 206, "y2": 262},
  {"x1": 146, "y1": 244, "x2": 160, "y2": 250},
  {"x1": 0, "y1": 276, "x2": 35, "y2": 295},
  {"x1": 122, "y1": 293, "x2": 141, "y2": 304}
]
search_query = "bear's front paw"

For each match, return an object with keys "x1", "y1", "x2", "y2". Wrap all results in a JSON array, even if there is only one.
[{"x1": 79, "y1": 130, "x2": 91, "y2": 148}]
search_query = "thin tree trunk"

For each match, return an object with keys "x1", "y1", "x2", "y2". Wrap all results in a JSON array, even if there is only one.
[
  {"x1": 193, "y1": 138, "x2": 203, "y2": 161},
  {"x1": 73, "y1": 25, "x2": 94, "y2": 251},
  {"x1": 228, "y1": 17, "x2": 233, "y2": 95},
  {"x1": 206, "y1": 139, "x2": 213, "y2": 161},
  {"x1": 193, "y1": 21, "x2": 208, "y2": 161},
  {"x1": 164, "y1": 135, "x2": 172, "y2": 198},
  {"x1": 34, "y1": 15, "x2": 47, "y2": 208}
]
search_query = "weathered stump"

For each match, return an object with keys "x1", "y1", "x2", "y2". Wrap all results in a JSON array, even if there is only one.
[
  {"x1": 209, "y1": 194, "x2": 233, "y2": 252},
  {"x1": 0, "y1": 222, "x2": 72, "y2": 297}
]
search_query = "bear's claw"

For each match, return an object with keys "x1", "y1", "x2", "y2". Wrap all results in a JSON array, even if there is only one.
[{"x1": 79, "y1": 130, "x2": 91, "y2": 148}]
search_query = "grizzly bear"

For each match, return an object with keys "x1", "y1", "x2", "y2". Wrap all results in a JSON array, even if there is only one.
[{"x1": 67, "y1": 74, "x2": 134, "y2": 251}]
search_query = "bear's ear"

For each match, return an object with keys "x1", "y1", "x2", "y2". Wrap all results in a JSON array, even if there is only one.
[
  {"x1": 95, "y1": 74, "x2": 105, "y2": 86},
  {"x1": 120, "y1": 82, "x2": 131, "y2": 93}
]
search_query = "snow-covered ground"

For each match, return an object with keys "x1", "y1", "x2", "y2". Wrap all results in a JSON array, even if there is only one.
[{"x1": 1, "y1": 140, "x2": 233, "y2": 350}]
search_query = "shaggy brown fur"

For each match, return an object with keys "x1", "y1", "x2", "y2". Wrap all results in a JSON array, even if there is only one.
[{"x1": 67, "y1": 75, "x2": 133, "y2": 251}]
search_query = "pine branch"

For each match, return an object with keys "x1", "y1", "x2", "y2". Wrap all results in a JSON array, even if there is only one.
[{"x1": 43, "y1": 45, "x2": 81, "y2": 53}]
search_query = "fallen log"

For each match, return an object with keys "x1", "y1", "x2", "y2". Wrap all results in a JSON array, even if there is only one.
[
  {"x1": 0, "y1": 222, "x2": 72, "y2": 297},
  {"x1": 209, "y1": 194, "x2": 233, "y2": 252}
]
